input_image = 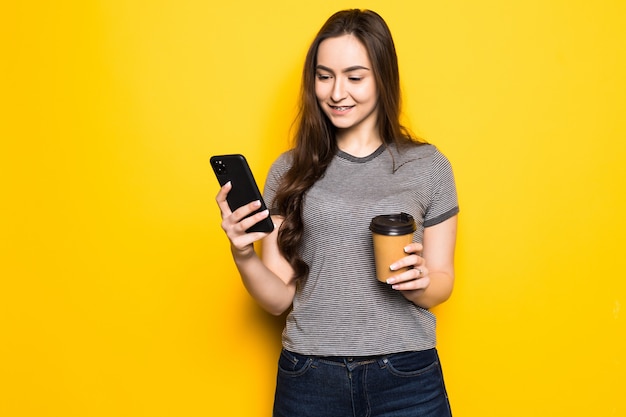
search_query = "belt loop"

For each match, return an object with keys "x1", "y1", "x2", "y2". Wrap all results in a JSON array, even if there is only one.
[{"x1": 378, "y1": 356, "x2": 389, "y2": 368}]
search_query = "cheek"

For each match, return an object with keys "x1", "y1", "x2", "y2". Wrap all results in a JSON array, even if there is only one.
[
  {"x1": 315, "y1": 82, "x2": 329, "y2": 101},
  {"x1": 353, "y1": 83, "x2": 377, "y2": 103}
]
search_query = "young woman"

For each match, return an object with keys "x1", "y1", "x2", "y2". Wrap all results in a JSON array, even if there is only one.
[{"x1": 216, "y1": 9, "x2": 459, "y2": 417}]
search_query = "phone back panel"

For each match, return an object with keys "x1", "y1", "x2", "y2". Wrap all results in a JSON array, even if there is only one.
[{"x1": 210, "y1": 154, "x2": 274, "y2": 233}]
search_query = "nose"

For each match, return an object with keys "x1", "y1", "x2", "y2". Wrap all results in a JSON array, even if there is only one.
[{"x1": 331, "y1": 78, "x2": 346, "y2": 102}]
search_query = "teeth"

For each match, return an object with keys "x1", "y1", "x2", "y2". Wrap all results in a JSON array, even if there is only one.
[{"x1": 333, "y1": 106, "x2": 350, "y2": 111}]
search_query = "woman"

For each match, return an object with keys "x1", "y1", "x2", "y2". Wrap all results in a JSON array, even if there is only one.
[{"x1": 216, "y1": 9, "x2": 459, "y2": 417}]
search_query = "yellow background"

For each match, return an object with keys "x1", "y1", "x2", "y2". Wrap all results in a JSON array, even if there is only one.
[{"x1": 2, "y1": 1, "x2": 625, "y2": 416}]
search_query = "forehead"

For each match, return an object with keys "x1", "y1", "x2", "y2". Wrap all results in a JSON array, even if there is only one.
[{"x1": 316, "y1": 34, "x2": 371, "y2": 69}]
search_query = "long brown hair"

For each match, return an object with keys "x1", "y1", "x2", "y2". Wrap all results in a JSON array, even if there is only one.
[{"x1": 274, "y1": 9, "x2": 422, "y2": 280}]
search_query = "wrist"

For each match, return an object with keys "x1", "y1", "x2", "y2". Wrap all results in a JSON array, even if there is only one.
[{"x1": 230, "y1": 243, "x2": 257, "y2": 262}]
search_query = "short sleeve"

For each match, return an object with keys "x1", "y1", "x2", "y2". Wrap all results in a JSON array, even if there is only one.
[
  {"x1": 423, "y1": 150, "x2": 459, "y2": 227},
  {"x1": 262, "y1": 151, "x2": 293, "y2": 216}
]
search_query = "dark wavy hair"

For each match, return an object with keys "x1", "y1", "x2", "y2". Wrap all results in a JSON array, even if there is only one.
[{"x1": 274, "y1": 9, "x2": 423, "y2": 280}]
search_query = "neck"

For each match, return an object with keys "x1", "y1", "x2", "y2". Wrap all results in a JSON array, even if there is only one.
[{"x1": 336, "y1": 131, "x2": 382, "y2": 158}]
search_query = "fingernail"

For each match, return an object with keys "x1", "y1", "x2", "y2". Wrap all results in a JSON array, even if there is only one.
[
  {"x1": 389, "y1": 264, "x2": 397, "y2": 271},
  {"x1": 386, "y1": 278, "x2": 395, "y2": 285},
  {"x1": 403, "y1": 246, "x2": 410, "y2": 253}
]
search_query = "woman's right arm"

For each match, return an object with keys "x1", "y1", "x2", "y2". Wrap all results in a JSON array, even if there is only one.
[{"x1": 217, "y1": 182, "x2": 296, "y2": 316}]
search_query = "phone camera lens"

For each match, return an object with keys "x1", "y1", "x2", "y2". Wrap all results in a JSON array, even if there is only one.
[{"x1": 214, "y1": 160, "x2": 227, "y2": 175}]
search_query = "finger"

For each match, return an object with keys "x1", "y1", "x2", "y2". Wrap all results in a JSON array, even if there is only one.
[
  {"x1": 230, "y1": 200, "x2": 263, "y2": 224},
  {"x1": 391, "y1": 275, "x2": 430, "y2": 291},
  {"x1": 215, "y1": 181, "x2": 233, "y2": 215},
  {"x1": 229, "y1": 230, "x2": 269, "y2": 252},
  {"x1": 403, "y1": 242, "x2": 423, "y2": 254},
  {"x1": 221, "y1": 208, "x2": 271, "y2": 248},
  {"x1": 389, "y1": 253, "x2": 425, "y2": 272},
  {"x1": 221, "y1": 199, "x2": 270, "y2": 238},
  {"x1": 221, "y1": 201, "x2": 263, "y2": 233},
  {"x1": 234, "y1": 207, "x2": 270, "y2": 233},
  {"x1": 387, "y1": 265, "x2": 429, "y2": 285}
]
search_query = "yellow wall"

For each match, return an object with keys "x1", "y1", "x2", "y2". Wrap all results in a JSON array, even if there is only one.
[{"x1": 2, "y1": 1, "x2": 625, "y2": 416}]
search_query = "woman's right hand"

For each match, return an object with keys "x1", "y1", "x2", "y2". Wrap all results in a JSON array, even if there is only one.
[{"x1": 216, "y1": 181, "x2": 273, "y2": 255}]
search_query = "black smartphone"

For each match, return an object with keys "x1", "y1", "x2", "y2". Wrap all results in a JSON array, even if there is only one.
[{"x1": 210, "y1": 154, "x2": 274, "y2": 233}]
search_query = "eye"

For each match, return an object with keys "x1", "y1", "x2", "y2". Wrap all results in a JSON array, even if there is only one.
[
  {"x1": 348, "y1": 76, "x2": 363, "y2": 82},
  {"x1": 316, "y1": 73, "x2": 332, "y2": 81}
]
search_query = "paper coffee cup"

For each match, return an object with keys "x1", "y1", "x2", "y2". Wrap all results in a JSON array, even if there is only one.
[{"x1": 369, "y1": 213, "x2": 417, "y2": 283}]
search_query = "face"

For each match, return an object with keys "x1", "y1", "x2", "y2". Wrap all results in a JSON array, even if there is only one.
[{"x1": 315, "y1": 34, "x2": 379, "y2": 135}]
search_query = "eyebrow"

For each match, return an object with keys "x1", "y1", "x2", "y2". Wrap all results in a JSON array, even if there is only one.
[{"x1": 316, "y1": 64, "x2": 371, "y2": 73}]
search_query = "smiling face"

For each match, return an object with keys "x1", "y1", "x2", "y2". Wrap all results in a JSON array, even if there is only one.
[{"x1": 315, "y1": 34, "x2": 379, "y2": 138}]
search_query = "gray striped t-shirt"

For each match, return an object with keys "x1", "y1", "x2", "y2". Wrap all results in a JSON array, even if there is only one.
[{"x1": 263, "y1": 143, "x2": 459, "y2": 356}]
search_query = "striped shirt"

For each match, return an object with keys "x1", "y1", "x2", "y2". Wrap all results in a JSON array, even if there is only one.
[{"x1": 263, "y1": 143, "x2": 459, "y2": 356}]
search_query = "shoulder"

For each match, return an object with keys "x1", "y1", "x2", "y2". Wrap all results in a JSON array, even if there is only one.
[
  {"x1": 265, "y1": 150, "x2": 295, "y2": 191},
  {"x1": 272, "y1": 150, "x2": 294, "y2": 169},
  {"x1": 390, "y1": 142, "x2": 451, "y2": 168},
  {"x1": 398, "y1": 142, "x2": 435, "y2": 157}
]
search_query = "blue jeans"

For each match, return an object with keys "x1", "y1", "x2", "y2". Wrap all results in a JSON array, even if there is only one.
[{"x1": 273, "y1": 348, "x2": 452, "y2": 417}]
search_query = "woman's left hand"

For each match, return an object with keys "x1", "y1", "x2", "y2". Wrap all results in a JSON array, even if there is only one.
[{"x1": 386, "y1": 242, "x2": 430, "y2": 292}]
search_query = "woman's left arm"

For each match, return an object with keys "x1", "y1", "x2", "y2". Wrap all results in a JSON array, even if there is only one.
[{"x1": 386, "y1": 215, "x2": 458, "y2": 309}]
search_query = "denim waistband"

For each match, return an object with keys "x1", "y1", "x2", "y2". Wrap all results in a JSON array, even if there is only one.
[
  {"x1": 307, "y1": 348, "x2": 436, "y2": 365},
  {"x1": 318, "y1": 355, "x2": 379, "y2": 364}
]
